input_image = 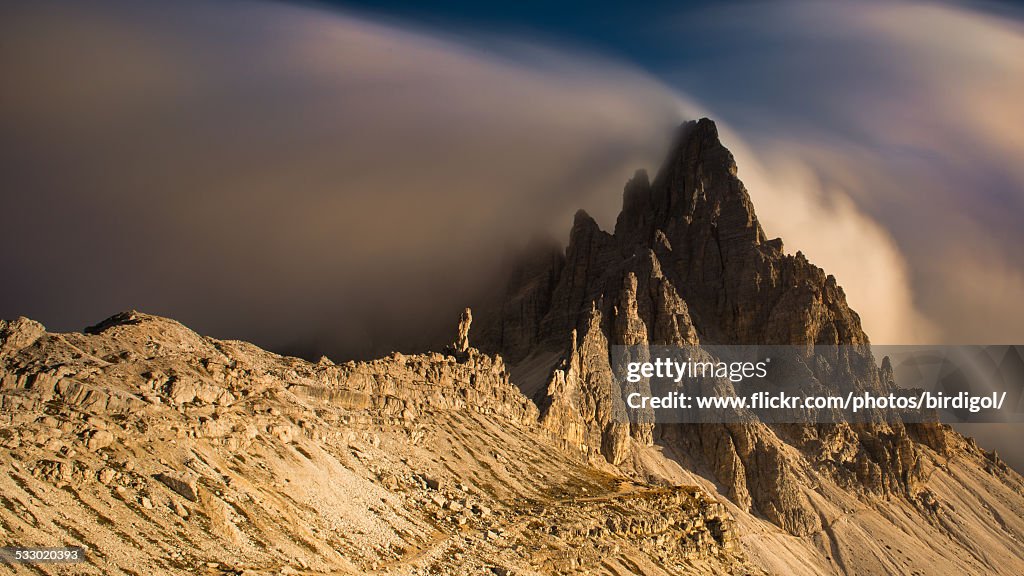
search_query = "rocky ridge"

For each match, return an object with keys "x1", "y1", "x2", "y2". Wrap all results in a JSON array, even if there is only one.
[{"x1": 0, "y1": 310, "x2": 746, "y2": 575}]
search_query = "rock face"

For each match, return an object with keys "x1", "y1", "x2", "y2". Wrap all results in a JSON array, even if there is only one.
[
  {"x1": 0, "y1": 317, "x2": 45, "y2": 357},
  {"x1": 474, "y1": 118, "x2": 992, "y2": 536}
]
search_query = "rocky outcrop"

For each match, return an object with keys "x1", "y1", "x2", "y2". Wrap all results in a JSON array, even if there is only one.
[
  {"x1": 455, "y1": 308, "x2": 472, "y2": 353},
  {"x1": 477, "y1": 118, "x2": 939, "y2": 535},
  {"x1": 533, "y1": 307, "x2": 635, "y2": 466},
  {"x1": 0, "y1": 317, "x2": 45, "y2": 357}
]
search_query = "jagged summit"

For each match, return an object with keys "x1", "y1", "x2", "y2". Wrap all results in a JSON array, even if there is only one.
[
  {"x1": 617, "y1": 118, "x2": 755, "y2": 238},
  {"x1": 615, "y1": 118, "x2": 767, "y2": 257},
  {"x1": 480, "y1": 117, "x2": 864, "y2": 368}
]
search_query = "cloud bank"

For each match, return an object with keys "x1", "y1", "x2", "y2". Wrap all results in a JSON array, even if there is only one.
[{"x1": 0, "y1": 0, "x2": 693, "y2": 357}]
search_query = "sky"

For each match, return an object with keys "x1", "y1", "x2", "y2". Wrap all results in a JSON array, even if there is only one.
[{"x1": 2, "y1": 0, "x2": 1024, "y2": 356}]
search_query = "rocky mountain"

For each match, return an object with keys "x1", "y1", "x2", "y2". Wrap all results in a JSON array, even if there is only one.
[
  {"x1": 476, "y1": 119, "x2": 1024, "y2": 570},
  {"x1": 0, "y1": 119, "x2": 1022, "y2": 575}
]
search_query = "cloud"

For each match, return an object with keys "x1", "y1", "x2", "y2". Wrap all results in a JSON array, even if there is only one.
[
  {"x1": 716, "y1": 135, "x2": 934, "y2": 344},
  {"x1": 658, "y1": 0, "x2": 1024, "y2": 344},
  {"x1": 0, "y1": 0, "x2": 694, "y2": 358}
]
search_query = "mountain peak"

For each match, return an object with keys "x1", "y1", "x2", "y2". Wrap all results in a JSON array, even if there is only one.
[
  {"x1": 615, "y1": 116, "x2": 760, "y2": 251},
  {"x1": 572, "y1": 208, "x2": 597, "y2": 229},
  {"x1": 479, "y1": 117, "x2": 881, "y2": 535},
  {"x1": 652, "y1": 117, "x2": 731, "y2": 189}
]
